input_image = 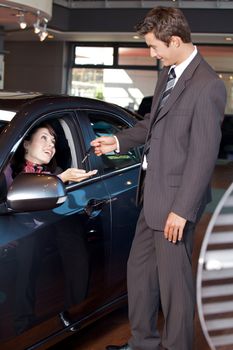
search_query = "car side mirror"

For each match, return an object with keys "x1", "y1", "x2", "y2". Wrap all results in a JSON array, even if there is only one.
[{"x1": 7, "y1": 173, "x2": 67, "y2": 212}]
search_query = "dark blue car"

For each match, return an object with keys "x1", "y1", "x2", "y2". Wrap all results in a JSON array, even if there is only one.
[{"x1": 0, "y1": 92, "x2": 141, "y2": 349}]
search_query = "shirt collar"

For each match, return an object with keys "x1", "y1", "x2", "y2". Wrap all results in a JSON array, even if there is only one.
[{"x1": 170, "y1": 46, "x2": 198, "y2": 81}]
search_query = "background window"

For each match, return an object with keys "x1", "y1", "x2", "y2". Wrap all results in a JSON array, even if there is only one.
[
  {"x1": 70, "y1": 44, "x2": 233, "y2": 115},
  {"x1": 118, "y1": 47, "x2": 156, "y2": 66},
  {"x1": 70, "y1": 68, "x2": 157, "y2": 111},
  {"x1": 74, "y1": 46, "x2": 114, "y2": 66},
  {"x1": 197, "y1": 45, "x2": 233, "y2": 114}
]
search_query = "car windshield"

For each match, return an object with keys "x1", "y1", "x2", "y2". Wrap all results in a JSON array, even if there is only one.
[
  {"x1": 0, "y1": 110, "x2": 16, "y2": 134},
  {"x1": 0, "y1": 109, "x2": 16, "y2": 121},
  {"x1": 0, "y1": 92, "x2": 42, "y2": 125}
]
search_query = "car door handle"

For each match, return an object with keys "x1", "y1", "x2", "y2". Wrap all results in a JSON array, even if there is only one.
[
  {"x1": 84, "y1": 198, "x2": 117, "y2": 217},
  {"x1": 84, "y1": 198, "x2": 108, "y2": 217}
]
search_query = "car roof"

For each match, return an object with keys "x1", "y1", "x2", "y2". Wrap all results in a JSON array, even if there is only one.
[
  {"x1": 0, "y1": 90, "x2": 138, "y2": 123},
  {"x1": 0, "y1": 91, "x2": 139, "y2": 170},
  {"x1": 0, "y1": 91, "x2": 43, "y2": 110}
]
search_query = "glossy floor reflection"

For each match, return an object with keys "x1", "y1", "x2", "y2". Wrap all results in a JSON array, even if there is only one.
[{"x1": 50, "y1": 160, "x2": 233, "y2": 350}]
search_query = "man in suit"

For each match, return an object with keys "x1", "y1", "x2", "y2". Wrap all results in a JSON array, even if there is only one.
[{"x1": 91, "y1": 7, "x2": 226, "y2": 350}]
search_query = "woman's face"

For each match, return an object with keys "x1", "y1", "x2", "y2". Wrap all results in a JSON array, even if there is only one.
[{"x1": 24, "y1": 127, "x2": 56, "y2": 165}]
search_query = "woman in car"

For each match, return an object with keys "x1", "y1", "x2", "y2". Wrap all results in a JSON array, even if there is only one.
[{"x1": 9, "y1": 122, "x2": 96, "y2": 183}]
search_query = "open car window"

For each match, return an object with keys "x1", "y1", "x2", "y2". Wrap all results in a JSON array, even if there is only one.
[
  {"x1": 0, "y1": 113, "x2": 79, "y2": 201},
  {"x1": 88, "y1": 112, "x2": 141, "y2": 173}
]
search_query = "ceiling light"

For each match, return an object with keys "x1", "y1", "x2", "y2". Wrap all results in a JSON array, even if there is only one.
[
  {"x1": 39, "y1": 31, "x2": 48, "y2": 41},
  {"x1": 39, "y1": 29, "x2": 48, "y2": 42},
  {"x1": 34, "y1": 18, "x2": 41, "y2": 34},
  {"x1": 20, "y1": 21, "x2": 27, "y2": 30},
  {"x1": 37, "y1": 17, "x2": 49, "y2": 41},
  {"x1": 18, "y1": 11, "x2": 27, "y2": 30}
]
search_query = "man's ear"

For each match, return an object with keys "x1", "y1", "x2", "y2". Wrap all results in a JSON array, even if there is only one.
[{"x1": 170, "y1": 36, "x2": 181, "y2": 48}]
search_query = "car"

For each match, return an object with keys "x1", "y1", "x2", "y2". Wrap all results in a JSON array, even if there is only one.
[
  {"x1": 137, "y1": 95, "x2": 153, "y2": 117},
  {"x1": 0, "y1": 92, "x2": 142, "y2": 350}
]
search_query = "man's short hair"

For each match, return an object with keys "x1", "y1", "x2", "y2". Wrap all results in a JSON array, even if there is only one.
[{"x1": 136, "y1": 7, "x2": 191, "y2": 45}]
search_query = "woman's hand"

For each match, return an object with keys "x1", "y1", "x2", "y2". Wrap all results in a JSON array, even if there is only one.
[{"x1": 58, "y1": 168, "x2": 98, "y2": 183}]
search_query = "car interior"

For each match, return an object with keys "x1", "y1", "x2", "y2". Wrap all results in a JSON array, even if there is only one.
[
  {"x1": 48, "y1": 119, "x2": 73, "y2": 172},
  {"x1": 89, "y1": 113, "x2": 141, "y2": 172}
]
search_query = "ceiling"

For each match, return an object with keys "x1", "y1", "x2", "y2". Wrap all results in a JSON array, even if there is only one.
[
  {"x1": 5, "y1": 29, "x2": 232, "y2": 46},
  {"x1": 54, "y1": 0, "x2": 233, "y2": 9},
  {"x1": 1, "y1": 0, "x2": 233, "y2": 44},
  {"x1": 0, "y1": 6, "x2": 36, "y2": 32}
]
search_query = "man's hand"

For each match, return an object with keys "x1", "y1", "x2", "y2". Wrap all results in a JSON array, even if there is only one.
[
  {"x1": 91, "y1": 136, "x2": 117, "y2": 156},
  {"x1": 164, "y1": 212, "x2": 187, "y2": 243}
]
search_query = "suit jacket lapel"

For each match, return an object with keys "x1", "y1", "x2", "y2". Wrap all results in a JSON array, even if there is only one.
[
  {"x1": 149, "y1": 67, "x2": 169, "y2": 127},
  {"x1": 155, "y1": 52, "x2": 203, "y2": 124},
  {"x1": 156, "y1": 79, "x2": 186, "y2": 122}
]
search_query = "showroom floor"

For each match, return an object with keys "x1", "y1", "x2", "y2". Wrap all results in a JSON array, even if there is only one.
[{"x1": 50, "y1": 160, "x2": 233, "y2": 350}]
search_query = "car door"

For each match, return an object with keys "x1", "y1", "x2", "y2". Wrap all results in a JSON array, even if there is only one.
[
  {"x1": 83, "y1": 109, "x2": 142, "y2": 296},
  {"x1": 0, "y1": 110, "x2": 112, "y2": 349}
]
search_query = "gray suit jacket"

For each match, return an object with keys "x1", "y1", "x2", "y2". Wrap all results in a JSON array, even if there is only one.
[{"x1": 117, "y1": 52, "x2": 226, "y2": 230}]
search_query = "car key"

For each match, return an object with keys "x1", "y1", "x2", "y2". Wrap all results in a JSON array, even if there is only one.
[{"x1": 81, "y1": 146, "x2": 92, "y2": 163}]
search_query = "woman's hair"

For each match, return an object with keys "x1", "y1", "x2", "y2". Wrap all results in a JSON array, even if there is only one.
[
  {"x1": 135, "y1": 7, "x2": 191, "y2": 45},
  {"x1": 11, "y1": 122, "x2": 57, "y2": 178}
]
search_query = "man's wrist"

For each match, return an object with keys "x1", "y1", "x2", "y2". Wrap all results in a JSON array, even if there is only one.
[{"x1": 113, "y1": 135, "x2": 120, "y2": 153}]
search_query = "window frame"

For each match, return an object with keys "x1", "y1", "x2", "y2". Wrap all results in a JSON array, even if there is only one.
[{"x1": 71, "y1": 42, "x2": 160, "y2": 71}]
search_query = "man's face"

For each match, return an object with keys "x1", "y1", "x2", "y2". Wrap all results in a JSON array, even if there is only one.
[{"x1": 144, "y1": 32, "x2": 177, "y2": 66}]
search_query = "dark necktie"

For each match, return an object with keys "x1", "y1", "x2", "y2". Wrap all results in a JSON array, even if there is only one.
[
  {"x1": 143, "y1": 67, "x2": 176, "y2": 159},
  {"x1": 158, "y1": 67, "x2": 176, "y2": 111}
]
